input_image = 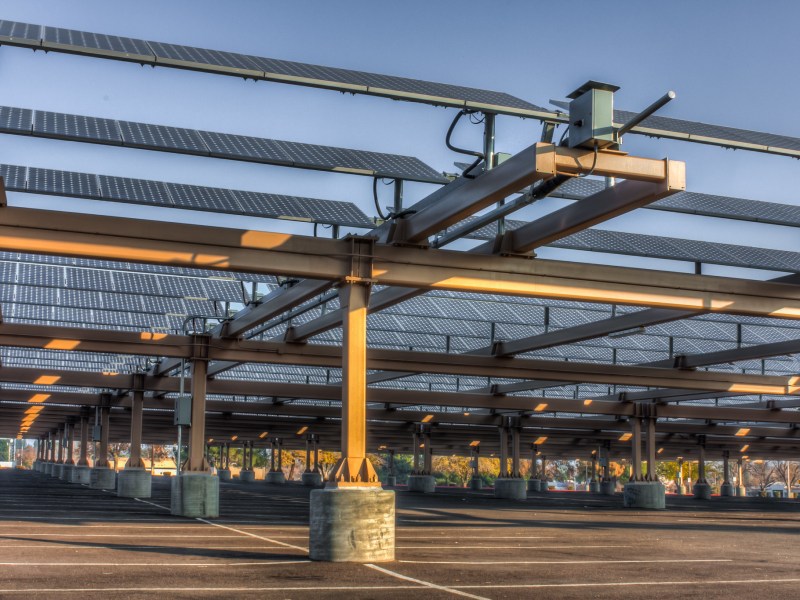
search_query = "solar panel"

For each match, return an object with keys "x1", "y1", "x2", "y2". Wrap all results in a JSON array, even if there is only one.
[
  {"x1": 197, "y1": 130, "x2": 293, "y2": 165},
  {"x1": 117, "y1": 120, "x2": 209, "y2": 155},
  {"x1": 0, "y1": 20, "x2": 40, "y2": 46},
  {"x1": 166, "y1": 183, "x2": 242, "y2": 213},
  {"x1": 27, "y1": 167, "x2": 101, "y2": 199},
  {"x1": 0, "y1": 106, "x2": 33, "y2": 134},
  {"x1": 98, "y1": 174, "x2": 174, "y2": 207},
  {"x1": 65, "y1": 267, "x2": 113, "y2": 292},
  {"x1": 0, "y1": 164, "x2": 27, "y2": 190},
  {"x1": 146, "y1": 41, "x2": 263, "y2": 78},
  {"x1": 2, "y1": 162, "x2": 373, "y2": 227},
  {"x1": 615, "y1": 108, "x2": 800, "y2": 157},
  {"x1": 33, "y1": 110, "x2": 122, "y2": 144},
  {"x1": 41, "y1": 25, "x2": 155, "y2": 63},
  {"x1": 113, "y1": 271, "x2": 163, "y2": 295}
]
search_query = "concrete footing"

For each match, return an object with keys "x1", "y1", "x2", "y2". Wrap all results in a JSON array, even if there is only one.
[
  {"x1": 217, "y1": 469, "x2": 231, "y2": 482},
  {"x1": 52, "y1": 464, "x2": 64, "y2": 479},
  {"x1": 470, "y1": 476, "x2": 483, "y2": 490},
  {"x1": 737, "y1": 486, "x2": 747, "y2": 497},
  {"x1": 71, "y1": 465, "x2": 91, "y2": 484},
  {"x1": 693, "y1": 482, "x2": 712, "y2": 500},
  {"x1": 494, "y1": 478, "x2": 527, "y2": 500},
  {"x1": 60, "y1": 464, "x2": 74, "y2": 481},
  {"x1": 239, "y1": 470, "x2": 255, "y2": 483},
  {"x1": 171, "y1": 473, "x2": 219, "y2": 518},
  {"x1": 309, "y1": 487, "x2": 395, "y2": 562},
  {"x1": 600, "y1": 480, "x2": 616, "y2": 495},
  {"x1": 527, "y1": 479, "x2": 541, "y2": 492},
  {"x1": 117, "y1": 468, "x2": 152, "y2": 498},
  {"x1": 675, "y1": 484, "x2": 686, "y2": 495},
  {"x1": 407, "y1": 475, "x2": 436, "y2": 493},
  {"x1": 265, "y1": 470, "x2": 286, "y2": 484},
  {"x1": 33, "y1": 461, "x2": 41, "y2": 473},
  {"x1": 90, "y1": 467, "x2": 117, "y2": 490},
  {"x1": 623, "y1": 481, "x2": 666, "y2": 509},
  {"x1": 539, "y1": 480, "x2": 551, "y2": 492},
  {"x1": 720, "y1": 483, "x2": 735, "y2": 497},
  {"x1": 42, "y1": 462, "x2": 51, "y2": 475},
  {"x1": 302, "y1": 472, "x2": 324, "y2": 487},
  {"x1": 385, "y1": 476, "x2": 397, "y2": 487},
  {"x1": 589, "y1": 481, "x2": 600, "y2": 493}
]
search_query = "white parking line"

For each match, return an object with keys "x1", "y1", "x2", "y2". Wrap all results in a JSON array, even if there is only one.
[
  {"x1": 455, "y1": 578, "x2": 800, "y2": 590},
  {"x1": 366, "y1": 563, "x2": 489, "y2": 599},
  {"x1": 400, "y1": 559, "x2": 733, "y2": 565},
  {"x1": 397, "y1": 544, "x2": 632, "y2": 550}
]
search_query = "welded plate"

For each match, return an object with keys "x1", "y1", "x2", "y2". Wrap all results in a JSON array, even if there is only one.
[
  {"x1": 33, "y1": 110, "x2": 122, "y2": 144},
  {"x1": 42, "y1": 26, "x2": 155, "y2": 63}
]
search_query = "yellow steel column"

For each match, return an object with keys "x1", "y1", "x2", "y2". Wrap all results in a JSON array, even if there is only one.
[
  {"x1": 631, "y1": 417, "x2": 642, "y2": 481},
  {"x1": 329, "y1": 281, "x2": 379, "y2": 486},
  {"x1": 78, "y1": 416, "x2": 89, "y2": 466},
  {"x1": 65, "y1": 422, "x2": 75, "y2": 465},
  {"x1": 499, "y1": 426, "x2": 508, "y2": 478}
]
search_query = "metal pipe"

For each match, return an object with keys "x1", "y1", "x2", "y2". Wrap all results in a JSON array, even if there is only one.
[{"x1": 617, "y1": 91, "x2": 676, "y2": 138}]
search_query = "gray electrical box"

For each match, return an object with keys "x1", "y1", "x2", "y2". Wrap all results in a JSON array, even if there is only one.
[
  {"x1": 174, "y1": 395, "x2": 192, "y2": 426},
  {"x1": 92, "y1": 425, "x2": 102, "y2": 442},
  {"x1": 567, "y1": 81, "x2": 619, "y2": 149}
]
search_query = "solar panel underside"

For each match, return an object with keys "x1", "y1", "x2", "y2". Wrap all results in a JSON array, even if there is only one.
[
  {"x1": 0, "y1": 104, "x2": 447, "y2": 183},
  {"x1": 1, "y1": 161, "x2": 373, "y2": 227}
]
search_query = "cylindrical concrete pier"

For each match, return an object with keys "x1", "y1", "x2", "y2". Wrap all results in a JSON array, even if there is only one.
[
  {"x1": 71, "y1": 466, "x2": 92, "y2": 484},
  {"x1": 117, "y1": 468, "x2": 152, "y2": 498},
  {"x1": 59, "y1": 465, "x2": 73, "y2": 481},
  {"x1": 600, "y1": 479, "x2": 616, "y2": 495},
  {"x1": 589, "y1": 481, "x2": 601, "y2": 493},
  {"x1": 470, "y1": 476, "x2": 483, "y2": 490},
  {"x1": 217, "y1": 468, "x2": 231, "y2": 482},
  {"x1": 407, "y1": 475, "x2": 435, "y2": 493},
  {"x1": 171, "y1": 473, "x2": 219, "y2": 518},
  {"x1": 720, "y1": 483, "x2": 735, "y2": 497},
  {"x1": 693, "y1": 482, "x2": 712, "y2": 500},
  {"x1": 494, "y1": 478, "x2": 527, "y2": 500},
  {"x1": 623, "y1": 481, "x2": 666, "y2": 509},
  {"x1": 302, "y1": 472, "x2": 324, "y2": 487},
  {"x1": 90, "y1": 467, "x2": 117, "y2": 490},
  {"x1": 265, "y1": 470, "x2": 286, "y2": 484},
  {"x1": 239, "y1": 470, "x2": 255, "y2": 483},
  {"x1": 527, "y1": 478, "x2": 541, "y2": 492},
  {"x1": 309, "y1": 488, "x2": 395, "y2": 562}
]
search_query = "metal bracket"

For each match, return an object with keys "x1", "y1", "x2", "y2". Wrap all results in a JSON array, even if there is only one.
[{"x1": 342, "y1": 235, "x2": 376, "y2": 284}]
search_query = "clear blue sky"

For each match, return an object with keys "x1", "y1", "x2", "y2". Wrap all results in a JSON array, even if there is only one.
[{"x1": 1, "y1": 0, "x2": 798, "y2": 277}]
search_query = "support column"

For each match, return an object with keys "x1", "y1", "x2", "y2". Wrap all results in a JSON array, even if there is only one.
[
  {"x1": 600, "y1": 442, "x2": 616, "y2": 495},
  {"x1": 720, "y1": 451, "x2": 734, "y2": 497},
  {"x1": 90, "y1": 402, "x2": 116, "y2": 489},
  {"x1": 313, "y1": 435, "x2": 320, "y2": 473},
  {"x1": 218, "y1": 442, "x2": 231, "y2": 481},
  {"x1": 528, "y1": 444, "x2": 541, "y2": 492},
  {"x1": 52, "y1": 426, "x2": 64, "y2": 479},
  {"x1": 44, "y1": 432, "x2": 54, "y2": 475},
  {"x1": 624, "y1": 415, "x2": 665, "y2": 509},
  {"x1": 631, "y1": 417, "x2": 643, "y2": 482},
  {"x1": 498, "y1": 426, "x2": 509, "y2": 478},
  {"x1": 693, "y1": 439, "x2": 711, "y2": 499},
  {"x1": 409, "y1": 425, "x2": 435, "y2": 493},
  {"x1": 675, "y1": 458, "x2": 686, "y2": 495},
  {"x1": 310, "y1": 279, "x2": 394, "y2": 562},
  {"x1": 302, "y1": 434, "x2": 322, "y2": 486},
  {"x1": 118, "y1": 385, "x2": 152, "y2": 498},
  {"x1": 265, "y1": 437, "x2": 286, "y2": 483},
  {"x1": 385, "y1": 449, "x2": 396, "y2": 487},
  {"x1": 240, "y1": 441, "x2": 255, "y2": 482},
  {"x1": 60, "y1": 422, "x2": 76, "y2": 481},
  {"x1": 736, "y1": 457, "x2": 746, "y2": 496},
  {"x1": 496, "y1": 421, "x2": 526, "y2": 499},
  {"x1": 540, "y1": 455, "x2": 549, "y2": 492},
  {"x1": 171, "y1": 342, "x2": 219, "y2": 518},
  {"x1": 589, "y1": 451, "x2": 600, "y2": 493},
  {"x1": 470, "y1": 445, "x2": 483, "y2": 490},
  {"x1": 412, "y1": 431, "x2": 421, "y2": 473}
]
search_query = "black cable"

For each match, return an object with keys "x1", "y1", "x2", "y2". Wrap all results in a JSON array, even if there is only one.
[
  {"x1": 373, "y1": 176, "x2": 388, "y2": 220},
  {"x1": 577, "y1": 142, "x2": 599, "y2": 178},
  {"x1": 445, "y1": 109, "x2": 485, "y2": 179}
]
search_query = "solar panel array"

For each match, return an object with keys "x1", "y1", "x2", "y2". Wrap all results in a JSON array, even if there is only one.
[
  {"x1": 550, "y1": 178, "x2": 800, "y2": 229},
  {"x1": 461, "y1": 217, "x2": 800, "y2": 273},
  {"x1": 0, "y1": 20, "x2": 550, "y2": 119},
  {"x1": 0, "y1": 163, "x2": 372, "y2": 227},
  {"x1": 0, "y1": 104, "x2": 447, "y2": 184}
]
